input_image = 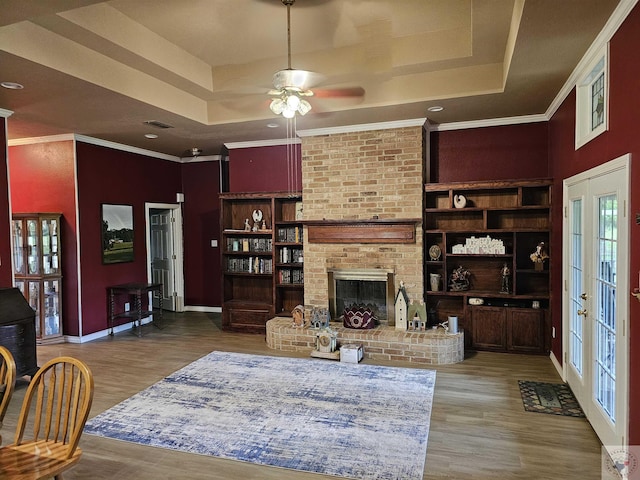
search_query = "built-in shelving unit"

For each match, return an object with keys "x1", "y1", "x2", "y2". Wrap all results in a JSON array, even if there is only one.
[
  {"x1": 220, "y1": 192, "x2": 303, "y2": 333},
  {"x1": 424, "y1": 179, "x2": 552, "y2": 353}
]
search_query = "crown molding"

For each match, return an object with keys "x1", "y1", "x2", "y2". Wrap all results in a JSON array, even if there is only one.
[
  {"x1": 8, "y1": 133, "x2": 75, "y2": 145},
  {"x1": 179, "y1": 154, "x2": 222, "y2": 162},
  {"x1": 0, "y1": 108, "x2": 14, "y2": 118},
  {"x1": 296, "y1": 118, "x2": 427, "y2": 137},
  {"x1": 432, "y1": 114, "x2": 548, "y2": 132},
  {"x1": 74, "y1": 134, "x2": 180, "y2": 162},
  {"x1": 224, "y1": 137, "x2": 302, "y2": 149},
  {"x1": 546, "y1": 0, "x2": 638, "y2": 119}
]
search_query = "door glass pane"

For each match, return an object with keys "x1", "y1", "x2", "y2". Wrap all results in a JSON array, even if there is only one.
[
  {"x1": 595, "y1": 194, "x2": 617, "y2": 421},
  {"x1": 27, "y1": 220, "x2": 39, "y2": 275},
  {"x1": 43, "y1": 280, "x2": 61, "y2": 336},
  {"x1": 12, "y1": 220, "x2": 25, "y2": 275},
  {"x1": 28, "y1": 282, "x2": 40, "y2": 338},
  {"x1": 570, "y1": 199, "x2": 584, "y2": 375}
]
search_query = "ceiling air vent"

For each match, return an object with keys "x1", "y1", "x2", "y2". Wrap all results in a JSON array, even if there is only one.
[{"x1": 144, "y1": 120, "x2": 174, "y2": 129}]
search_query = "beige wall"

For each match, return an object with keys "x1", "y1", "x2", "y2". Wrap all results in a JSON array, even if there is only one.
[{"x1": 301, "y1": 125, "x2": 425, "y2": 315}]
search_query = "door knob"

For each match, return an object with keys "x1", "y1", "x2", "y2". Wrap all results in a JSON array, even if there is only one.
[
  {"x1": 580, "y1": 293, "x2": 588, "y2": 300},
  {"x1": 577, "y1": 309, "x2": 588, "y2": 316}
]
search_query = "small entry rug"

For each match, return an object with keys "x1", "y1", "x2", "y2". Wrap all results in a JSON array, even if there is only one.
[
  {"x1": 518, "y1": 380, "x2": 585, "y2": 417},
  {"x1": 85, "y1": 351, "x2": 436, "y2": 480}
]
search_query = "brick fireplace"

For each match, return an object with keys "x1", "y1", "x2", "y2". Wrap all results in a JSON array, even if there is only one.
[{"x1": 298, "y1": 122, "x2": 426, "y2": 322}]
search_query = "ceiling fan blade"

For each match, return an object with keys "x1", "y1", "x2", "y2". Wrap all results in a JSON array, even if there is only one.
[{"x1": 313, "y1": 87, "x2": 365, "y2": 98}]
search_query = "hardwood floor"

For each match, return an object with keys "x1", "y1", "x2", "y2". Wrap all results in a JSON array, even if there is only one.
[{"x1": 1, "y1": 312, "x2": 604, "y2": 479}]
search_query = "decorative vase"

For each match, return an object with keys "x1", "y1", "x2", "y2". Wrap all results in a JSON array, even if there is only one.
[
  {"x1": 429, "y1": 273, "x2": 441, "y2": 292},
  {"x1": 534, "y1": 262, "x2": 544, "y2": 271}
]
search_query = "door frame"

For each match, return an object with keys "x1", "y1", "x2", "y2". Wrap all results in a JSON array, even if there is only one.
[
  {"x1": 145, "y1": 202, "x2": 185, "y2": 312},
  {"x1": 562, "y1": 153, "x2": 630, "y2": 448}
]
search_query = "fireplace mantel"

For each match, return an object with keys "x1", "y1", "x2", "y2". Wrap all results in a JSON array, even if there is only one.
[{"x1": 304, "y1": 218, "x2": 421, "y2": 244}]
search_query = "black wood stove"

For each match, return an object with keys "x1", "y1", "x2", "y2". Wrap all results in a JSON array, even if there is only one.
[{"x1": 0, "y1": 288, "x2": 38, "y2": 378}]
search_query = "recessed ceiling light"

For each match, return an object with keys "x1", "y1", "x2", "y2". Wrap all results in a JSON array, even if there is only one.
[
  {"x1": 1, "y1": 82, "x2": 24, "y2": 90},
  {"x1": 427, "y1": 106, "x2": 444, "y2": 112},
  {"x1": 144, "y1": 133, "x2": 158, "y2": 139},
  {"x1": 266, "y1": 123, "x2": 279, "y2": 128}
]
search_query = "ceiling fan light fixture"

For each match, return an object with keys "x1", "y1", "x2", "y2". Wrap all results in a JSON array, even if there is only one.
[
  {"x1": 270, "y1": 98, "x2": 285, "y2": 115},
  {"x1": 298, "y1": 99, "x2": 312, "y2": 116},
  {"x1": 282, "y1": 107, "x2": 296, "y2": 119},
  {"x1": 286, "y1": 93, "x2": 301, "y2": 109}
]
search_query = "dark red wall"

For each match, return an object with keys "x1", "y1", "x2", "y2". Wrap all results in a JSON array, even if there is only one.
[
  {"x1": 229, "y1": 144, "x2": 302, "y2": 192},
  {"x1": 432, "y1": 123, "x2": 549, "y2": 183},
  {"x1": 0, "y1": 119, "x2": 12, "y2": 287},
  {"x1": 9, "y1": 141, "x2": 79, "y2": 334},
  {"x1": 182, "y1": 160, "x2": 221, "y2": 307},
  {"x1": 548, "y1": 2, "x2": 640, "y2": 443},
  {"x1": 76, "y1": 142, "x2": 182, "y2": 335}
]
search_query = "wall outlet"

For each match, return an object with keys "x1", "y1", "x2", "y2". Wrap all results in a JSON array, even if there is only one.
[
  {"x1": 124, "y1": 302, "x2": 130, "y2": 312},
  {"x1": 552, "y1": 326, "x2": 556, "y2": 338},
  {"x1": 211, "y1": 239, "x2": 218, "y2": 247}
]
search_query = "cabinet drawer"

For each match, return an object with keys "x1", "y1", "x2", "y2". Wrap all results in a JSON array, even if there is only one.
[{"x1": 223, "y1": 304, "x2": 273, "y2": 333}]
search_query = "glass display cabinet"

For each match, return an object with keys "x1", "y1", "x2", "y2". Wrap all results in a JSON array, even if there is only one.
[{"x1": 12, "y1": 213, "x2": 63, "y2": 343}]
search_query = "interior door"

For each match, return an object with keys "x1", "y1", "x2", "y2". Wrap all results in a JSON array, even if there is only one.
[
  {"x1": 564, "y1": 156, "x2": 629, "y2": 450},
  {"x1": 150, "y1": 208, "x2": 176, "y2": 311}
]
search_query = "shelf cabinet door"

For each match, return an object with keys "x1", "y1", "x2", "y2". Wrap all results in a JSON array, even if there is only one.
[
  {"x1": 507, "y1": 308, "x2": 544, "y2": 353},
  {"x1": 471, "y1": 306, "x2": 506, "y2": 350},
  {"x1": 12, "y1": 213, "x2": 63, "y2": 342}
]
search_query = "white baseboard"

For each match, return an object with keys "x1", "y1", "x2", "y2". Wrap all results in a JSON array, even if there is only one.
[
  {"x1": 184, "y1": 305, "x2": 222, "y2": 313},
  {"x1": 64, "y1": 316, "x2": 155, "y2": 343}
]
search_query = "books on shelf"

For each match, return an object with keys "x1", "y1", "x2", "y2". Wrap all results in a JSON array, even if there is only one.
[
  {"x1": 279, "y1": 247, "x2": 303, "y2": 264},
  {"x1": 226, "y1": 237, "x2": 272, "y2": 253},
  {"x1": 278, "y1": 268, "x2": 304, "y2": 285},
  {"x1": 226, "y1": 257, "x2": 272, "y2": 274},
  {"x1": 277, "y1": 226, "x2": 302, "y2": 243}
]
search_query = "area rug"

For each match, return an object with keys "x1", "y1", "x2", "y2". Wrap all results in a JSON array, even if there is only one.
[
  {"x1": 85, "y1": 351, "x2": 436, "y2": 480},
  {"x1": 518, "y1": 380, "x2": 585, "y2": 417}
]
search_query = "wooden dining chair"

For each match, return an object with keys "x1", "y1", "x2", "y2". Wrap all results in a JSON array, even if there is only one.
[
  {"x1": 0, "y1": 356, "x2": 94, "y2": 480},
  {"x1": 0, "y1": 346, "x2": 17, "y2": 445}
]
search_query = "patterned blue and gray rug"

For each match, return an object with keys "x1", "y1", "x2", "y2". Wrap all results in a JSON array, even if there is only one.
[{"x1": 84, "y1": 351, "x2": 436, "y2": 479}]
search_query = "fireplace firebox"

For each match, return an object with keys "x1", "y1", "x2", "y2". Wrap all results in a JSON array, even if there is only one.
[{"x1": 327, "y1": 269, "x2": 395, "y2": 325}]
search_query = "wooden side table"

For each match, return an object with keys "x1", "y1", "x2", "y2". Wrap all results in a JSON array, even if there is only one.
[{"x1": 107, "y1": 282, "x2": 163, "y2": 336}]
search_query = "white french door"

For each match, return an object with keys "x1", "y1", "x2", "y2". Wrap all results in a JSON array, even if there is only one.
[
  {"x1": 563, "y1": 155, "x2": 630, "y2": 450},
  {"x1": 145, "y1": 203, "x2": 184, "y2": 312}
]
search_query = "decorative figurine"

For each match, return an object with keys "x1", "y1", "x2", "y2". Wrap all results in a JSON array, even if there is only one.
[
  {"x1": 394, "y1": 281, "x2": 409, "y2": 331},
  {"x1": 407, "y1": 298, "x2": 427, "y2": 331},
  {"x1": 449, "y1": 265, "x2": 471, "y2": 291},
  {"x1": 292, "y1": 305, "x2": 305, "y2": 327},
  {"x1": 261, "y1": 220, "x2": 267, "y2": 231},
  {"x1": 309, "y1": 307, "x2": 330, "y2": 329},
  {"x1": 244, "y1": 218, "x2": 251, "y2": 231},
  {"x1": 530, "y1": 242, "x2": 549, "y2": 271},
  {"x1": 252, "y1": 209, "x2": 263, "y2": 232},
  {"x1": 500, "y1": 263, "x2": 511, "y2": 293}
]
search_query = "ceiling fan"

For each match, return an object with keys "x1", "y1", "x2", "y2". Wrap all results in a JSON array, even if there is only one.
[{"x1": 268, "y1": 0, "x2": 364, "y2": 118}]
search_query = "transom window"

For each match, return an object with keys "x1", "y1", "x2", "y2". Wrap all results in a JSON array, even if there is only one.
[{"x1": 576, "y1": 45, "x2": 608, "y2": 149}]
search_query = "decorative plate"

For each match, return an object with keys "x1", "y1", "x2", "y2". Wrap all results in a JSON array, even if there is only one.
[{"x1": 428, "y1": 244, "x2": 441, "y2": 261}]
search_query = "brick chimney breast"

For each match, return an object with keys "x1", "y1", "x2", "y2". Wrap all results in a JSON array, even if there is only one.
[{"x1": 301, "y1": 126, "x2": 424, "y2": 314}]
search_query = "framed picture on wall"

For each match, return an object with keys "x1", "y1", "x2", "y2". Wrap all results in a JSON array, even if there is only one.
[{"x1": 102, "y1": 204, "x2": 134, "y2": 264}]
